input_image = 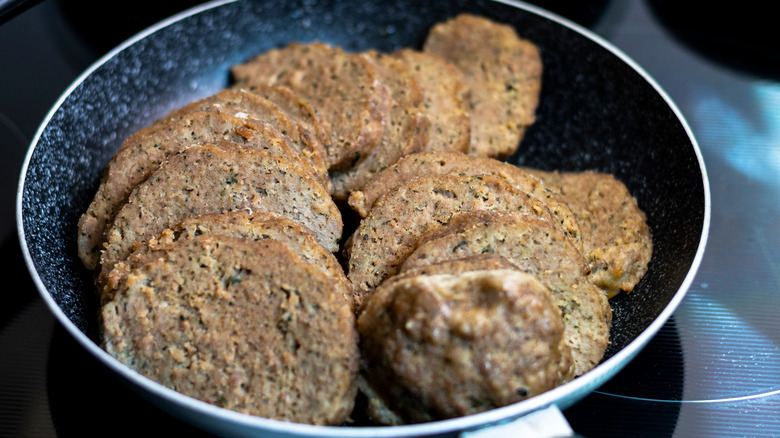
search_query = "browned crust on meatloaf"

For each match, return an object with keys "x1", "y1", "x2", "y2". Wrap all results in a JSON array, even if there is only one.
[
  {"x1": 164, "y1": 88, "x2": 330, "y2": 190},
  {"x1": 357, "y1": 269, "x2": 574, "y2": 424},
  {"x1": 230, "y1": 41, "x2": 390, "y2": 170},
  {"x1": 343, "y1": 174, "x2": 559, "y2": 310},
  {"x1": 347, "y1": 151, "x2": 583, "y2": 253},
  {"x1": 423, "y1": 13, "x2": 542, "y2": 159},
  {"x1": 354, "y1": 253, "x2": 541, "y2": 424},
  {"x1": 234, "y1": 83, "x2": 331, "y2": 153},
  {"x1": 389, "y1": 254, "x2": 521, "y2": 282},
  {"x1": 522, "y1": 169, "x2": 653, "y2": 297},
  {"x1": 103, "y1": 210, "x2": 351, "y2": 307},
  {"x1": 77, "y1": 110, "x2": 317, "y2": 271},
  {"x1": 100, "y1": 235, "x2": 358, "y2": 425},
  {"x1": 391, "y1": 48, "x2": 470, "y2": 154},
  {"x1": 329, "y1": 50, "x2": 430, "y2": 200},
  {"x1": 98, "y1": 141, "x2": 342, "y2": 288},
  {"x1": 402, "y1": 210, "x2": 611, "y2": 375}
]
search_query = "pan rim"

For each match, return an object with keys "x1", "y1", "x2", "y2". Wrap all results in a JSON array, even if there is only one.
[{"x1": 15, "y1": 0, "x2": 711, "y2": 435}]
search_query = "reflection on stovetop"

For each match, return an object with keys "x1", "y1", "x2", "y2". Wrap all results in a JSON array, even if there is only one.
[
  {"x1": 0, "y1": 236, "x2": 54, "y2": 436},
  {"x1": 566, "y1": 320, "x2": 683, "y2": 436},
  {"x1": 646, "y1": 0, "x2": 780, "y2": 80}
]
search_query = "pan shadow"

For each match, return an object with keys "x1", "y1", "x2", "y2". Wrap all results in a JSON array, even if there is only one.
[{"x1": 565, "y1": 317, "x2": 684, "y2": 437}]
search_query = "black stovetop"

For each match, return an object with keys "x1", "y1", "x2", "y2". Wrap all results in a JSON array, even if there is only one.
[{"x1": 2, "y1": 1, "x2": 779, "y2": 436}]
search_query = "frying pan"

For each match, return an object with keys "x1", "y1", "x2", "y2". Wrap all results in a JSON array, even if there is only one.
[{"x1": 16, "y1": 0, "x2": 710, "y2": 436}]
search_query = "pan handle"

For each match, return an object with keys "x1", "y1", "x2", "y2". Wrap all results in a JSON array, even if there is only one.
[{"x1": 460, "y1": 405, "x2": 578, "y2": 438}]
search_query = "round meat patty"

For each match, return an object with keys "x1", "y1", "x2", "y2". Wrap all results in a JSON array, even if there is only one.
[
  {"x1": 100, "y1": 235, "x2": 358, "y2": 425},
  {"x1": 77, "y1": 110, "x2": 316, "y2": 271},
  {"x1": 357, "y1": 269, "x2": 573, "y2": 424},
  {"x1": 103, "y1": 210, "x2": 351, "y2": 307},
  {"x1": 329, "y1": 50, "x2": 430, "y2": 200},
  {"x1": 423, "y1": 13, "x2": 542, "y2": 159},
  {"x1": 343, "y1": 173, "x2": 559, "y2": 310},
  {"x1": 99, "y1": 141, "x2": 342, "y2": 288},
  {"x1": 164, "y1": 88, "x2": 330, "y2": 191},
  {"x1": 402, "y1": 210, "x2": 612, "y2": 376},
  {"x1": 391, "y1": 48, "x2": 471, "y2": 155},
  {"x1": 522, "y1": 168, "x2": 653, "y2": 297},
  {"x1": 233, "y1": 83, "x2": 331, "y2": 153},
  {"x1": 230, "y1": 41, "x2": 390, "y2": 171},
  {"x1": 346, "y1": 151, "x2": 583, "y2": 253}
]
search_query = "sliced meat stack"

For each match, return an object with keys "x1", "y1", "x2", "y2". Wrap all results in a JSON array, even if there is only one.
[
  {"x1": 391, "y1": 48, "x2": 471, "y2": 154},
  {"x1": 328, "y1": 50, "x2": 431, "y2": 200},
  {"x1": 346, "y1": 151, "x2": 584, "y2": 253},
  {"x1": 230, "y1": 41, "x2": 391, "y2": 174},
  {"x1": 76, "y1": 11, "x2": 652, "y2": 428},
  {"x1": 77, "y1": 107, "x2": 320, "y2": 270},
  {"x1": 97, "y1": 141, "x2": 341, "y2": 291},
  {"x1": 423, "y1": 13, "x2": 543, "y2": 159},
  {"x1": 343, "y1": 173, "x2": 562, "y2": 310},
  {"x1": 229, "y1": 12, "x2": 543, "y2": 200},
  {"x1": 101, "y1": 236, "x2": 357, "y2": 425}
]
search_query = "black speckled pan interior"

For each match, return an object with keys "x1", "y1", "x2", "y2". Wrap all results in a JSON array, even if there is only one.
[{"x1": 18, "y1": 0, "x2": 709, "y2": 436}]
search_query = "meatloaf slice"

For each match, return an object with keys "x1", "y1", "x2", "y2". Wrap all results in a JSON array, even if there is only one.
[
  {"x1": 164, "y1": 88, "x2": 330, "y2": 190},
  {"x1": 230, "y1": 41, "x2": 390, "y2": 170},
  {"x1": 423, "y1": 13, "x2": 542, "y2": 159},
  {"x1": 522, "y1": 168, "x2": 653, "y2": 297},
  {"x1": 77, "y1": 110, "x2": 316, "y2": 271},
  {"x1": 402, "y1": 210, "x2": 612, "y2": 376},
  {"x1": 358, "y1": 269, "x2": 574, "y2": 424},
  {"x1": 391, "y1": 48, "x2": 470, "y2": 154},
  {"x1": 235, "y1": 83, "x2": 330, "y2": 150},
  {"x1": 103, "y1": 210, "x2": 351, "y2": 307},
  {"x1": 329, "y1": 50, "x2": 430, "y2": 200},
  {"x1": 100, "y1": 235, "x2": 358, "y2": 425},
  {"x1": 343, "y1": 174, "x2": 559, "y2": 310},
  {"x1": 347, "y1": 151, "x2": 583, "y2": 253},
  {"x1": 388, "y1": 254, "x2": 521, "y2": 282},
  {"x1": 98, "y1": 141, "x2": 342, "y2": 288}
]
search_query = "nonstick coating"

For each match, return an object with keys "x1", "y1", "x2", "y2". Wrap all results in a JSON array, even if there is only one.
[{"x1": 18, "y1": 0, "x2": 708, "y2": 436}]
